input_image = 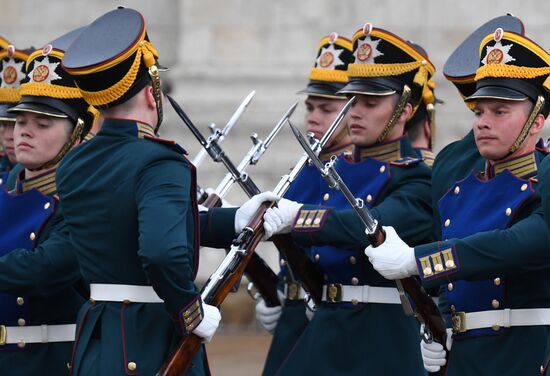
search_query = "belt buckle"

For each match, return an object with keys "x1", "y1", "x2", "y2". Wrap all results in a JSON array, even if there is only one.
[
  {"x1": 0, "y1": 325, "x2": 6, "y2": 345},
  {"x1": 287, "y1": 283, "x2": 300, "y2": 301},
  {"x1": 326, "y1": 283, "x2": 342, "y2": 303},
  {"x1": 451, "y1": 311, "x2": 467, "y2": 334}
]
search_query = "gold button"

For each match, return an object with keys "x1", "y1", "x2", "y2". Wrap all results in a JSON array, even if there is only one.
[
  {"x1": 454, "y1": 186, "x2": 460, "y2": 195},
  {"x1": 314, "y1": 254, "x2": 320, "y2": 262},
  {"x1": 379, "y1": 165, "x2": 386, "y2": 173},
  {"x1": 447, "y1": 283, "x2": 453, "y2": 291},
  {"x1": 423, "y1": 267, "x2": 433, "y2": 276},
  {"x1": 351, "y1": 299, "x2": 359, "y2": 306},
  {"x1": 123, "y1": 299, "x2": 131, "y2": 304},
  {"x1": 323, "y1": 193, "x2": 330, "y2": 201},
  {"x1": 505, "y1": 208, "x2": 512, "y2": 216},
  {"x1": 444, "y1": 219, "x2": 451, "y2": 227},
  {"x1": 16, "y1": 297, "x2": 24, "y2": 305},
  {"x1": 18, "y1": 318, "x2": 25, "y2": 326},
  {"x1": 44, "y1": 202, "x2": 51, "y2": 210},
  {"x1": 366, "y1": 194, "x2": 373, "y2": 203},
  {"x1": 313, "y1": 217, "x2": 321, "y2": 225},
  {"x1": 296, "y1": 218, "x2": 304, "y2": 225},
  {"x1": 445, "y1": 259, "x2": 455, "y2": 268},
  {"x1": 305, "y1": 218, "x2": 313, "y2": 225},
  {"x1": 492, "y1": 324, "x2": 500, "y2": 331},
  {"x1": 450, "y1": 305, "x2": 456, "y2": 311},
  {"x1": 280, "y1": 259, "x2": 286, "y2": 267},
  {"x1": 17, "y1": 340, "x2": 25, "y2": 348},
  {"x1": 128, "y1": 362, "x2": 137, "y2": 371},
  {"x1": 29, "y1": 232, "x2": 36, "y2": 241},
  {"x1": 492, "y1": 299, "x2": 500, "y2": 309},
  {"x1": 434, "y1": 263, "x2": 443, "y2": 272},
  {"x1": 521, "y1": 183, "x2": 528, "y2": 191},
  {"x1": 494, "y1": 277, "x2": 501, "y2": 286},
  {"x1": 349, "y1": 256, "x2": 357, "y2": 264},
  {"x1": 351, "y1": 277, "x2": 359, "y2": 285}
]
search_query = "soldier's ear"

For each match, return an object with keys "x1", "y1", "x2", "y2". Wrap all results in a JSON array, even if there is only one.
[
  {"x1": 144, "y1": 85, "x2": 157, "y2": 110},
  {"x1": 530, "y1": 113, "x2": 546, "y2": 135}
]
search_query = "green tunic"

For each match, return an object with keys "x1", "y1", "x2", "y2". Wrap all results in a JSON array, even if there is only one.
[{"x1": 56, "y1": 119, "x2": 237, "y2": 376}]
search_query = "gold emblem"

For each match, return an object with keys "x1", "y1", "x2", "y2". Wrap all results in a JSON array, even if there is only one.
[
  {"x1": 287, "y1": 283, "x2": 299, "y2": 300},
  {"x1": 486, "y1": 49, "x2": 504, "y2": 64},
  {"x1": 357, "y1": 43, "x2": 372, "y2": 62},
  {"x1": 319, "y1": 51, "x2": 334, "y2": 68},
  {"x1": 3, "y1": 66, "x2": 17, "y2": 85},
  {"x1": 327, "y1": 283, "x2": 342, "y2": 303},
  {"x1": 32, "y1": 65, "x2": 50, "y2": 83}
]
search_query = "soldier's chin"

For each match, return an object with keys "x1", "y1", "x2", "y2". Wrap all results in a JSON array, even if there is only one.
[{"x1": 478, "y1": 147, "x2": 507, "y2": 162}]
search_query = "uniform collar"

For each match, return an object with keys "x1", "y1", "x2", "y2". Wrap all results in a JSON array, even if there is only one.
[
  {"x1": 484, "y1": 151, "x2": 540, "y2": 179},
  {"x1": 352, "y1": 136, "x2": 405, "y2": 163},
  {"x1": 101, "y1": 118, "x2": 156, "y2": 139},
  {"x1": 18, "y1": 168, "x2": 57, "y2": 195},
  {"x1": 416, "y1": 148, "x2": 434, "y2": 167},
  {"x1": 319, "y1": 142, "x2": 354, "y2": 161}
]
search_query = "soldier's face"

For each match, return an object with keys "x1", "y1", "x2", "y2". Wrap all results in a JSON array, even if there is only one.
[
  {"x1": 304, "y1": 96, "x2": 348, "y2": 144},
  {"x1": 473, "y1": 99, "x2": 534, "y2": 160},
  {"x1": 348, "y1": 94, "x2": 400, "y2": 147},
  {"x1": 0, "y1": 121, "x2": 16, "y2": 163},
  {"x1": 14, "y1": 112, "x2": 72, "y2": 170}
]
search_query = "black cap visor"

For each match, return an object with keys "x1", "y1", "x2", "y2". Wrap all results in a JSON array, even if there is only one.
[
  {"x1": 338, "y1": 77, "x2": 401, "y2": 96},
  {"x1": 466, "y1": 78, "x2": 539, "y2": 102},
  {"x1": 0, "y1": 104, "x2": 16, "y2": 122},
  {"x1": 299, "y1": 81, "x2": 347, "y2": 99},
  {"x1": 9, "y1": 101, "x2": 68, "y2": 119}
]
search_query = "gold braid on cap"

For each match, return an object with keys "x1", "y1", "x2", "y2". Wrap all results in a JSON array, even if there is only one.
[
  {"x1": 0, "y1": 87, "x2": 21, "y2": 103},
  {"x1": 77, "y1": 40, "x2": 159, "y2": 106},
  {"x1": 20, "y1": 83, "x2": 82, "y2": 98},
  {"x1": 377, "y1": 85, "x2": 411, "y2": 142},
  {"x1": 309, "y1": 68, "x2": 348, "y2": 83},
  {"x1": 508, "y1": 95, "x2": 545, "y2": 155},
  {"x1": 476, "y1": 64, "x2": 550, "y2": 92}
]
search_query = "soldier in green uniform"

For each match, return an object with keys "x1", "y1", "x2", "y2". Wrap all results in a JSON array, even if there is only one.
[
  {"x1": 406, "y1": 41, "x2": 437, "y2": 168},
  {"x1": 264, "y1": 23, "x2": 434, "y2": 375},
  {"x1": 57, "y1": 8, "x2": 276, "y2": 376},
  {"x1": 0, "y1": 41, "x2": 31, "y2": 173},
  {"x1": 365, "y1": 27, "x2": 550, "y2": 375},
  {"x1": 0, "y1": 28, "x2": 94, "y2": 375},
  {"x1": 256, "y1": 32, "x2": 353, "y2": 376}
]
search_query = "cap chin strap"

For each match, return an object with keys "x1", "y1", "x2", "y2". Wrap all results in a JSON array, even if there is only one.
[
  {"x1": 148, "y1": 65, "x2": 163, "y2": 134},
  {"x1": 507, "y1": 95, "x2": 545, "y2": 157},
  {"x1": 29, "y1": 118, "x2": 85, "y2": 171},
  {"x1": 377, "y1": 85, "x2": 411, "y2": 143},
  {"x1": 426, "y1": 103, "x2": 436, "y2": 149}
]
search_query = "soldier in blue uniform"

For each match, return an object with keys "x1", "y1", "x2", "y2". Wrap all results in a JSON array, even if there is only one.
[
  {"x1": 57, "y1": 8, "x2": 277, "y2": 376},
  {"x1": 0, "y1": 28, "x2": 94, "y2": 375},
  {"x1": 256, "y1": 32, "x2": 354, "y2": 376},
  {"x1": 365, "y1": 27, "x2": 550, "y2": 375},
  {"x1": 264, "y1": 23, "x2": 434, "y2": 375},
  {"x1": 0, "y1": 41, "x2": 31, "y2": 174}
]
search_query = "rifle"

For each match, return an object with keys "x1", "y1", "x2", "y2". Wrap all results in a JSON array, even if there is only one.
[
  {"x1": 200, "y1": 96, "x2": 356, "y2": 307},
  {"x1": 157, "y1": 97, "x2": 354, "y2": 376},
  {"x1": 190, "y1": 90, "x2": 255, "y2": 203},
  {"x1": 288, "y1": 121, "x2": 449, "y2": 375},
  {"x1": 200, "y1": 108, "x2": 291, "y2": 307}
]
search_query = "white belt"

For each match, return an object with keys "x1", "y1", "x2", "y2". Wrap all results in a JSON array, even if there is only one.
[
  {"x1": 322, "y1": 284, "x2": 401, "y2": 304},
  {"x1": 90, "y1": 283, "x2": 164, "y2": 303},
  {"x1": 452, "y1": 308, "x2": 550, "y2": 333},
  {"x1": 284, "y1": 283, "x2": 306, "y2": 301},
  {"x1": 0, "y1": 324, "x2": 76, "y2": 345}
]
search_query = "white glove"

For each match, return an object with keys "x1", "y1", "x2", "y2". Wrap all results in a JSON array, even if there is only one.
[
  {"x1": 420, "y1": 327, "x2": 453, "y2": 372},
  {"x1": 305, "y1": 306, "x2": 314, "y2": 321},
  {"x1": 255, "y1": 292, "x2": 284, "y2": 334},
  {"x1": 263, "y1": 198, "x2": 303, "y2": 238},
  {"x1": 235, "y1": 191, "x2": 280, "y2": 233},
  {"x1": 364, "y1": 226, "x2": 418, "y2": 280},
  {"x1": 192, "y1": 303, "x2": 221, "y2": 343}
]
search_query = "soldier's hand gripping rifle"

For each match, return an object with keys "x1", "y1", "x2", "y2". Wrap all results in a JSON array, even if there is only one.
[
  {"x1": 288, "y1": 121, "x2": 449, "y2": 376},
  {"x1": 167, "y1": 94, "x2": 281, "y2": 307},
  {"x1": 157, "y1": 97, "x2": 355, "y2": 376},
  {"x1": 200, "y1": 105, "x2": 293, "y2": 307},
  {"x1": 189, "y1": 90, "x2": 256, "y2": 203}
]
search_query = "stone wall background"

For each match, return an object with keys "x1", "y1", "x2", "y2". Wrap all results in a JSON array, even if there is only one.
[{"x1": 3, "y1": 0, "x2": 550, "y2": 279}]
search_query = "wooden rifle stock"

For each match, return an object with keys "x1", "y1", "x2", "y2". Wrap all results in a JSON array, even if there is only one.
[
  {"x1": 158, "y1": 201, "x2": 274, "y2": 376},
  {"x1": 201, "y1": 192, "x2": 280, "y2": 306},
  {"x1": 369, "y1": 225, "x2": 448, "y2": 375}
]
